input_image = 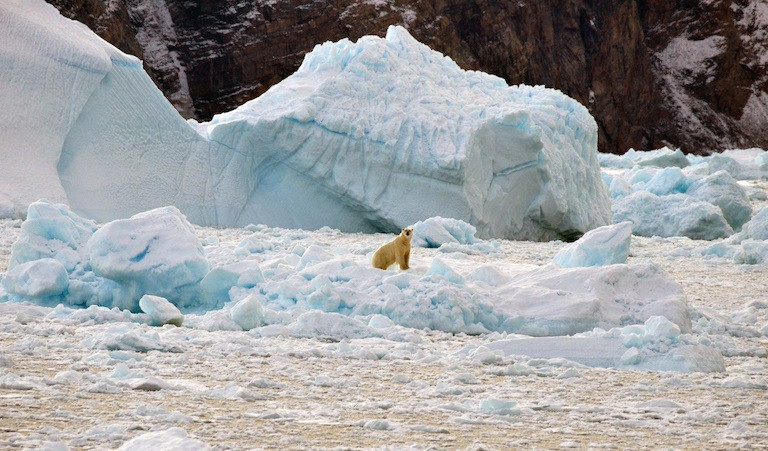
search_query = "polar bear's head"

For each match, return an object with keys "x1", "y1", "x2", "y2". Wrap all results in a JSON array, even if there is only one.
[{"x1": 401, "y1": 227, "x2": 413, "y2": 241}]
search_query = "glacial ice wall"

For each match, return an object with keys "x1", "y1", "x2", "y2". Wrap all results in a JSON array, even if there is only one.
[{"x1": 1, "y1": 0, "x2": 611, "y2": 241}]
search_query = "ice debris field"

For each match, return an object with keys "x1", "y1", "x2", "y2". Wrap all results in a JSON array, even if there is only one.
[
  {"x1": 0, "y1": 0, "x2": 767, "y2": 448},
  {"x1": 1, "y1": 192, "x2": 768, "y2": 447}
]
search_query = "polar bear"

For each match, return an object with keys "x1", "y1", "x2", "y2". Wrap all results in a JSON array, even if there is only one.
[{"x1": 372, "y1": 227, "x2": 413, "y2": 270}]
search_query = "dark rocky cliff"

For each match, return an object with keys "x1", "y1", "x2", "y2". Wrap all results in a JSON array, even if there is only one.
[{"x1": 48, "y1": 0, "x2": 768, "y2": 154}]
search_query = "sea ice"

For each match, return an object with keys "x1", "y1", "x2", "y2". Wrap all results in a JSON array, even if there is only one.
[{"x1": 552, "y1": 221, "x2": 631, "y2": 267}]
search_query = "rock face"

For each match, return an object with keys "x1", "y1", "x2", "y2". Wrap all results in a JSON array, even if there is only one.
[{"x1": 48, "y1": 0, "x2": 767, "y2": 154}]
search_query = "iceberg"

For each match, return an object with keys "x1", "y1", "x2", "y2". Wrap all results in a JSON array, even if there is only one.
[
  {"x1": 199, "y1": 26, "x2": 611, "y2": 240},
  {"x1": 1, "y1": 0, "x2": 611, "y2": 241}
]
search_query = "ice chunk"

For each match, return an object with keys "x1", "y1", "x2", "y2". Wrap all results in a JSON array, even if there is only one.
[
  {"x1": 368, "y1": 314, "x2": 395, "y2": 329},
  {"x1": 87, "y1": 206, "x2": 209, "y2": 308},
  {"x1": 730, "y1": 207, "x2": 768, "y2": 243},
  {"x1": 297, "y1": 245, "x2": 333, "y2": 270},
  {"x1": 479, "y1": 399, "x2": 520, "y2": 415},
  {"x1": 117, "y1": 427, "x2": 209, "y2": 451},
  {"x1": 2, "y1": 258, "x2": 68, "y2": 298},
  {"x1": 733, "y1": 240, "x2": 768, "y2": 264},
  {"x1": 552, "y1": 222, "x2": 631, "y2": 268},
  {"x1": 644, "y1": 167, "x2": 688, "y2": 195},
  {"x1": 635, "y1": 147, "x2": 690, "y2": 168},
  {"x1": 643, "y1": 316, "x2": 681, "y2": 340},
  {"x1": 9, "y1": 200, "x2": 96, "y2": 270},
  {"x1": 425, "y1": 258, "x2": 466, "y2": 285},
  {"x1": 613, "y1": 191, "x2": 733, "y2": 239},
  {"x1": 286, "y1": 311, "x2": 376, "y2": 340},
  {"x1": 686, "y1": 171, "x2": 751, "y2": 230},
  {"x1": 139, "y1": 295, "x2": 184, "y2": 327},
  {"x1": 412, "y1": 216, "x2": 478, "y2": 248},
  {"x1": 598, "y1": 149, "x2": 636, "y2": 169},
  {"x1": 229, "y1": 294, "x2": 265, "y2": 331},
  {"x1": 200, "y1": 261, "x2": 264, "y2": 305},
  {"x1": 608, "y1": 176, "x2": 634, "y2": 198}
]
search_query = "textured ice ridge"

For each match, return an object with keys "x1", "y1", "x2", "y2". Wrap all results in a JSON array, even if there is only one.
[{"x1": 1, "y1": 0, "x2": 611, "y2": 241}]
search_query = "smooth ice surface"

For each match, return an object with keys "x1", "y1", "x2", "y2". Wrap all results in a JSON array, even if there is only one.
[
  {"x1": 0, "y1": 1, "x2": 611, "y2": 241},
  {"x1": 552, "y1": 222, "x2": 631, "y2": 267},
  {"x1": 470, "y1": 316, "x2": 725, "y2": 373},
  {"x1": 139, "y1": 295, "x2": 184, "y2": 327}
]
